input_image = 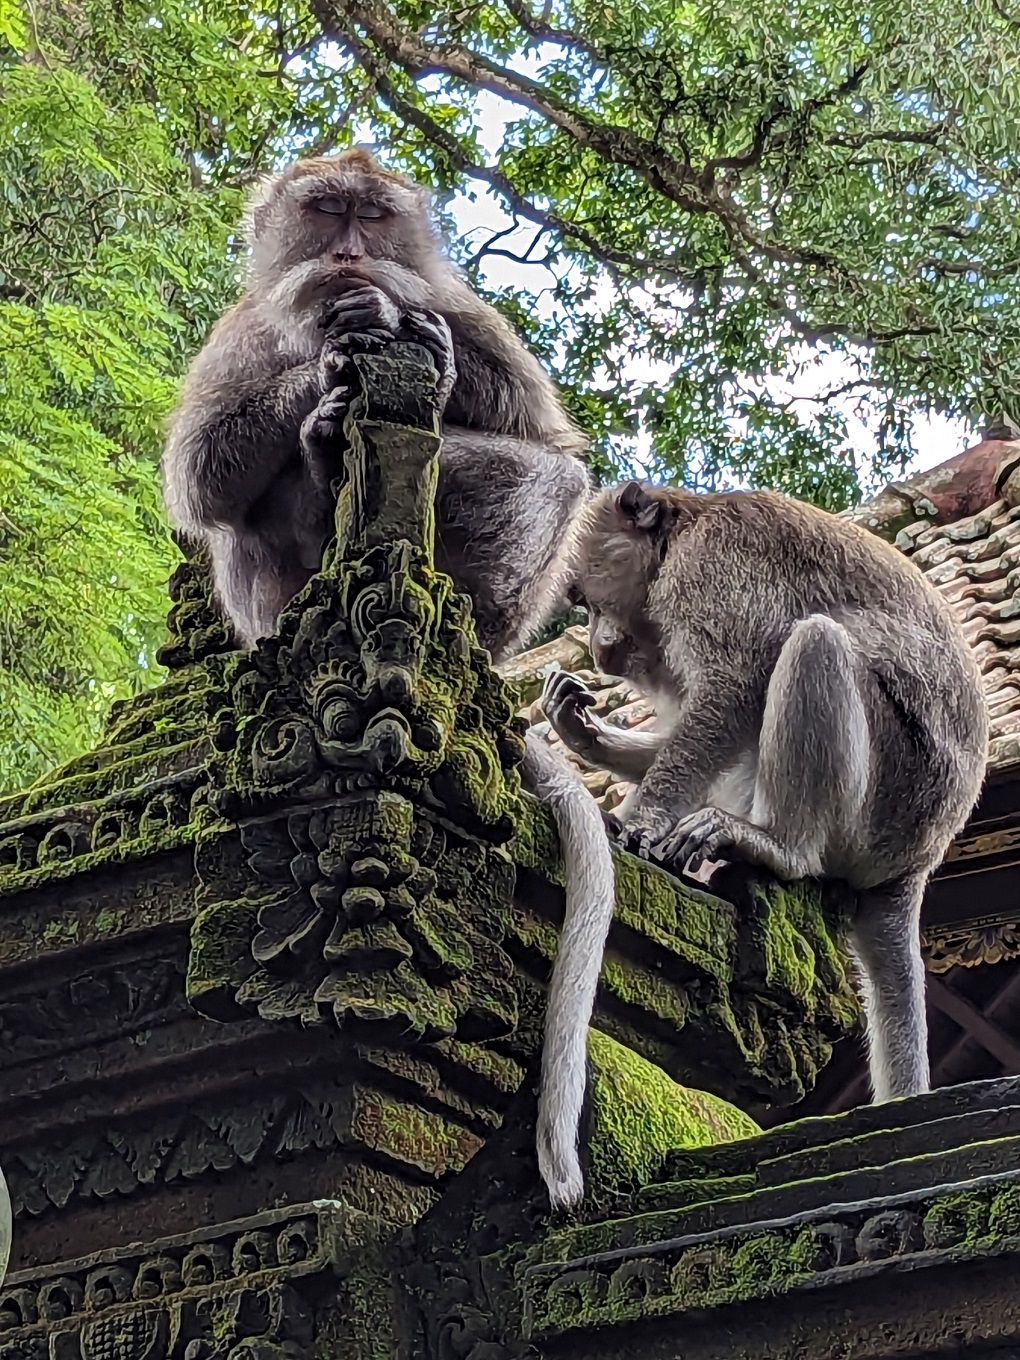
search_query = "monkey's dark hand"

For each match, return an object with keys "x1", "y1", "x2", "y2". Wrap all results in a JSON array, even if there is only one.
[
  {"x1": 300, "y1": 386, "x2": 355, "y2": 497},
  {"x1": 619, "y1": 806, "x2": 676, "y2": 861},
  {"x1": 541, "y1": 669, "x2": 603, "y2": 762},
  {"x1": 399, "y1": 310, "x2": 457, "y2": 411},
  {"x1": 319, "y1": 285, "x2": 401, "y2": 388}
]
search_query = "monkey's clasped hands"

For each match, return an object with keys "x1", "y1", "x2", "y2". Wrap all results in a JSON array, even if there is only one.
[{"x1": 319, "y1": 285, "x2": 457, "y2": 409}]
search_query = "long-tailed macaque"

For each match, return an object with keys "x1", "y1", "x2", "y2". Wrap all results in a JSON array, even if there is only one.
[
  {"x1": 161, "y1": 147, "x2": 589, "y2": 662},
  {"x1": 161, "y1": 148, "x2": 615, "y2": 1211},
  {"x1": 543, "y1": 481, "x2": 988, "y2": 1106}
]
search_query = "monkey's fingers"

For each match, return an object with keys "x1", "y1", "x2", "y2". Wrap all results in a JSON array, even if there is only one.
[
  {"x1": 544, "y1": 669, "x2": 596, "y2": 708},
  {"x1": 322, "y1": 285, "x2": 400, "y2": 337},
  {"x1": 328, "y1": 326, "x2": 395, "y2": 353},
  {"x1": 619, "y1": 826, "x2": 655, "y2": 860},
  {"x1": 653, "y1": 808, "x2": 736, "y2": 871},
  {"x1": 401, "y1": 310, "x2": 456, "y2": 384}
]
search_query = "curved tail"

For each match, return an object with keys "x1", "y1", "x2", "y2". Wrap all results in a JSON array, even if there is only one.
[{"x1": 521, "y1": 729, "x2": 617, "y2": 1209}]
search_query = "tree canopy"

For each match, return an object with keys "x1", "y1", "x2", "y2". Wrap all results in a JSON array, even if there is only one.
[{"x1": 2, "y1": 0, "x2": 1019, "y2": 783}]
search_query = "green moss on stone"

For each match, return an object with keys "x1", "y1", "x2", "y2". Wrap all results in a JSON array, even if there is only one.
[
  {"x1": 586, "y1": 1030, "x2": 761, "y2": 1196},
  {"x1": 989, "y1": 1182, "x2": 1020, "y2": 1237},
  {"x1": 923, "y1": 1191, "x2": 990, "y2": 1248},
  {"x1": 352, "y1": 1087, "x2": 482, "y2": 1176}
]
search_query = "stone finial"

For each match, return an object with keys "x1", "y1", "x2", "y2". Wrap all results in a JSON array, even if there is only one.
[{"x1": 187, "y1": 342, "x2": 526, "y2": 1046}]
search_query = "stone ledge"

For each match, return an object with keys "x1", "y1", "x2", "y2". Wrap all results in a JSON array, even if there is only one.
[{"x1": 521, "y1": 1076, "x2": 1020, "y2": 1348}]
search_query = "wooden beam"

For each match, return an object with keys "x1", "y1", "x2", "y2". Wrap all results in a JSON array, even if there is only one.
[
  {"x1": 931, "y1": 965, "x2": 1020, "y2": 1086},
  {"x1": 927, "y1": 974, "x2": 1020, "y2": 1071}
]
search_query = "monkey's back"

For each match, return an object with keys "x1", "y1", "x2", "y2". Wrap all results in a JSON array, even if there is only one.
[{"x1": 654, "y1": 488, "x2": 989, "y2": 857}]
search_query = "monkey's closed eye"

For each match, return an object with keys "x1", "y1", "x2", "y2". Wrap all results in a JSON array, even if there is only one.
[
  {"x1": 356, "y1": 204, "x2": 389, "y2": 221},
  {"x1": 311, "y1": 195, "x2": 349, "y2": 216}
]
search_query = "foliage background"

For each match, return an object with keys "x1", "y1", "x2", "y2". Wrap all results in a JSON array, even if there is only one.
[{"x1": 1, "y1": 0, "x2": 1018, "y2": 786}]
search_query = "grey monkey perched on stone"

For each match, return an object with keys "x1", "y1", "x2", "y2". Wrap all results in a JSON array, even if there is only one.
[
  {"x1": 161, "y1": 148, "x2": 615, "y2": 1211},
  {"x1": 161, "y1": 147, "x2": 589, "y2": 661},
  {"x1": 543, "y1": 480, "x2": 989, "y2": 1104}
]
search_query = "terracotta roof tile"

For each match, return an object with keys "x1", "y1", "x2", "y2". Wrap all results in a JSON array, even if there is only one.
[{"x1": 897, "y1": 498, "x2": 1020, "y2": 771}]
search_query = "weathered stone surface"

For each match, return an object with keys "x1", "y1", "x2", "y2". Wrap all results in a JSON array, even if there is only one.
[
  {"x1": 397, "y1": 1079, "x2": 1020, "y2": 1360},
  {"x1": 519, "y1": 1076, "x2": 1020, "y2": 1358},
  {"x1": 0, "y1": 1200, "x2": 402, "y2": 1360}
]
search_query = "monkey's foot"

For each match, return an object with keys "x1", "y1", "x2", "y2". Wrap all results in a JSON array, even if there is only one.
[
  {"x1": 619, "y1": 807, "x2": 677, "y2": 860},
  {"x1": 653, "y1": 807, "x2": 808, "y2": 881},
  {"x1": 601, "y1": 808, "x2": 623, "y2": 838}
]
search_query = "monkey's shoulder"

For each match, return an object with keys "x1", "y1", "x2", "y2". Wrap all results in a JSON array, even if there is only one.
[
  {"x1": 667, "y1": 489, "x2": 946, "y2": 613},
  {"x1": 201, "y1": 292, "x2": 314, "y2": 373}
]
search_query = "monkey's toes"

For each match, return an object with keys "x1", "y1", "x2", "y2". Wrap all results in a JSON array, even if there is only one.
[
  {"x1": 654, "y1": 807, "x2": 738, "y2": 870},
  {"x1": 601, "y1": 809, "x2": 624, "y2": 839},
  {"x1": 620, "y1": 813, "x2": 673, "y2": 860}
]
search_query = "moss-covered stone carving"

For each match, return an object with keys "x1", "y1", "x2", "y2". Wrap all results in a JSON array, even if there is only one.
[{"x1": 188, "y1": 344, "x2": 526, "y2": 1048}]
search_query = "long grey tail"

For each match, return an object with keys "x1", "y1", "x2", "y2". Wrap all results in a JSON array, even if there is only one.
[
  {"x1": 849, "y1": 873, "x2": 930, "y2": 1102},
  {"x1": 522, "y1": 729, "x2": 617, "y2": 1209}
]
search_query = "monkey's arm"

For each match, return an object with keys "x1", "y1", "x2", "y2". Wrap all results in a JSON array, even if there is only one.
[
  {"x1": 439, "y1": 289, "x2": 586, "y2": 452},
  {"x1": 622, "y1": 678, "x2": 756, "y2": 856},
  {"x1": 164, "y1": 360, "x2": 323, "y2": 531},
  {"x1": 542, "y1": 670, "x2": 665, "y2": 780}
]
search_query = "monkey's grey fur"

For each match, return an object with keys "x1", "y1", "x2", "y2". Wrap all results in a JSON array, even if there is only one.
[
  {"x1": 161, "y1": 149, "x2": 614, "y2": 1211},
  {"x1": 543, "y1": 480, "x2": 989, "y2": 1106}
]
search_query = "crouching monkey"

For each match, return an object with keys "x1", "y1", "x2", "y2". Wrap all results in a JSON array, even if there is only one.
[{"x1": 543, "y1": 481, "x2": 988, "y2": 1104}]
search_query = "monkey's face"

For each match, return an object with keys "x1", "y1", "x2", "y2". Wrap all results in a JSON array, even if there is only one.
[
  {"x1": 250, "y1": 155, "x2": 439, "y2": 290},
  {"x1": 587, "y1": 604, "x2": 647, "y2": 679},
  {"x1": 573, "y1": 497, "x2": 668, "y2": 684}
]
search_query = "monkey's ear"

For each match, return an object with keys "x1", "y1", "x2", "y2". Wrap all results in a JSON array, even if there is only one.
[{"x1": 616, "y1": 481, "x2": 664, "y2": 534}]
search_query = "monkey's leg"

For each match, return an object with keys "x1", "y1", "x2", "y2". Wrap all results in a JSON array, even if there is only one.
[
  {"x1": 848, "y1": 875, "x2": 930, "y2": 1100},
  {"x1": 654, "y1": 615, "x2": 870, "y2": 879},
  {"x1": 621, "y1": 680, "x2": 760, "y2": 857},
  {"x1": 436, "y1": 432, "x2": 590, "y2": 663},
  {"x1": 208, "y1": 529, "x2": 311, "y2": 649}
]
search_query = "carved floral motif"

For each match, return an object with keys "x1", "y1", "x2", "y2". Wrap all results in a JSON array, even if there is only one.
[
  {"x1": 523, "y1": 1174, "x2": 1020, "y2": 1338},
  {"x1": 0, "y1": 1207, "x2": 323, "y2": 1360},
  {"x1": 924, "y1": 920, "x2": 1020, "y2": 972}
]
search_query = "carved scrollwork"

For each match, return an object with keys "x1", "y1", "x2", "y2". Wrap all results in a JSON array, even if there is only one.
[
  {"x1": 0, "y1": 1213, "x2": 320, "y2": 1360},
  {"x1": 524, "y1": 1181, "x2": 1014, "y2": 1340},
  {"x1": 155, "y1": 544, "x2": 234, "y2": 673},
  {"x1": 923, "y1": 919, "x2": 1020, "y2": 972},
  {"x1": 854, "y1": 1209, "x2": 923, "y2": 1262}
]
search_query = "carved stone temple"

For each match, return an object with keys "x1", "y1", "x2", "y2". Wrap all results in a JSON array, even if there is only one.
[{"x1": 2, "y1": 346, "x2": 1020, "y2": 1360}]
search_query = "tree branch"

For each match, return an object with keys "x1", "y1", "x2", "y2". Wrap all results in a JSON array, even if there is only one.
[
  {"x1": 500, "y1": 0, "x2": 600, "y2": 58},
  {"x1": 314, "y1": 0, "x2": 717, "y2": 216},
  {"x1": 338, "y1": 38, "x2": 712, "y2": 283}
]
